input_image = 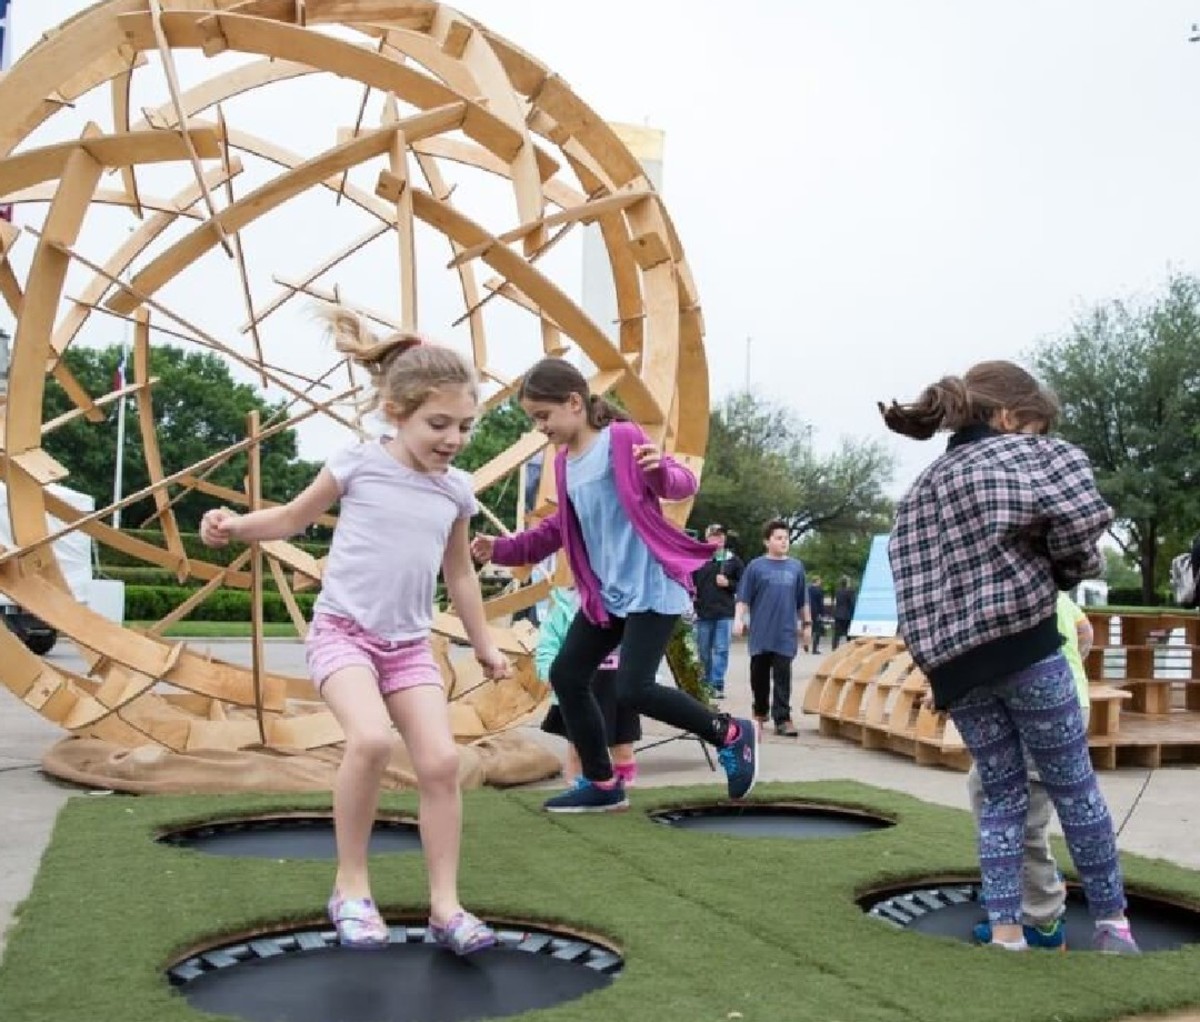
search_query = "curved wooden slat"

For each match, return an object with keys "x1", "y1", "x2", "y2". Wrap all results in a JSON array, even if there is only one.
[
  {"x1": 109, "y1": 55, "x2": 145, "y2": 219},
  {"x1": 131, "y1": 310, "x2": 189, "y2": 579},
  {"x1": 50, "y1": 159, "x2": 244, "y2": 363},
  {"x1": 0, "y1": 127, "x2": 222, "y2": 198},
  {"x1": 117, "y1": 10, "x2": 524, "y2": 159},
  {"x1": 410, "y1": 188, "x2": 663, "y2": 426},
  {"x1": 106, "y1": 106, "x2": 464, "y2": 317}
]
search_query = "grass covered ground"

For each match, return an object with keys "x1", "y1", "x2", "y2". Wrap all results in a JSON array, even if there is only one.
[
  {"x1": 1, "y1": 781, "x2": 1198, "y2": 1022},
  {"x1": 126, "y1": 622, "x2": 300, "y2": 638}
]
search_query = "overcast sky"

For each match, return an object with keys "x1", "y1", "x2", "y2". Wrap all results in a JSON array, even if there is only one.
[{"x1": 12, "y1": 2, "x2": 1200, "y2": 494}]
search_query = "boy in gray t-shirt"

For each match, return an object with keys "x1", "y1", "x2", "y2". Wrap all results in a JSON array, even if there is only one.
[{"x1": 734, "y1": 519, "x2": 810, "y2": 736}]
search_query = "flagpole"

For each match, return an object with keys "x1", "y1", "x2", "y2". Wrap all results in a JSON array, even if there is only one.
[{"x1": 111, "y1": 377, "x2": 127, "y2": 528}]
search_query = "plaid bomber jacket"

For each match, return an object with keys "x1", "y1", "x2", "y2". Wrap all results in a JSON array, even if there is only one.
[{"x1": 888, "y1": 426, "x2": 1112, "y2": 708}]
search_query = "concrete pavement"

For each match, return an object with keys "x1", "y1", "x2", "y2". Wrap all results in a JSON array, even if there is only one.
[{"x1": 2, "y1": 638, "x2": 1198, "y2": 962}]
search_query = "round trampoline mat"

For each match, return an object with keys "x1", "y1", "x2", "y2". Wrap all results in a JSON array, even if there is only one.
[
  {"x1": 169, "y1": 923, "x2": 621, "y2": 1022},
  {"x1": 158, "y1": 815, "x2": 420, "y2": 859},
  {"x1": 864, "y1": 882, "x2": 1200, "y2": 952},
  {"x1": 651, "y1": 801, "x2": 894, "y2": 839}
]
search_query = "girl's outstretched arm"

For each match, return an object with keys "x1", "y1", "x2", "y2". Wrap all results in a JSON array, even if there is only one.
[
  {"x1": 199, "y1": 468, "x2": 340, "y2": 547},
  {"x1": 476, "y1": 513, "x2": 563, "y2": 567},
  {"x1": 444, "y1": 518, "x2": 510, "y2": 679}
]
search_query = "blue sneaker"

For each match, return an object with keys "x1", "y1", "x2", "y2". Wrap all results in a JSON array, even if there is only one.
[
  {"x1": 972, "y1": 918, "x2": 1066, "y2": 950},
  {"x1": 543, "y1": 779, "x2": 629, "y2": 813},
  {"x1": 717, "y1": 716, "x2": 758, "y2": 799}
]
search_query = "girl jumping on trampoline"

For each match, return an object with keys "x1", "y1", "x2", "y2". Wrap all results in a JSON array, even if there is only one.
[
  {"x1": 200, "y1": 306, "x2": 509, "y2": 955},
  {"x1": 470, "y1": 357, "x2": 758, "y2": 813},
  {"x1": 882, "y1": 360, "x2": 1138, "y2": 954}
]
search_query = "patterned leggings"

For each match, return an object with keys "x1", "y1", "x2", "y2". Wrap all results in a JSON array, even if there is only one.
[{"x1": 948, "y1": 653, "x2": 1126, "y2": 925}]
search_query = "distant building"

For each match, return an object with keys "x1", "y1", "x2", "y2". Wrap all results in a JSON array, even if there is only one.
[{"x1": 581, "y1": 122, "x2": 665, "y2": 346}]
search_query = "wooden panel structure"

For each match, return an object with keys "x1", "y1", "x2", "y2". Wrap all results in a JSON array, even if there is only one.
[
  {"x1": 804, "y1": 612, "x2": 1200, "y2": 772},
  {"x1": 0, "y1": 2, "x2": 706, "y2": 763}
]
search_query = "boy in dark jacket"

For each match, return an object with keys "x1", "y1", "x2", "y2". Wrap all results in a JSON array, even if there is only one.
[{"x1": 691, "y1": 524, "x2": 743, "y2": 698}]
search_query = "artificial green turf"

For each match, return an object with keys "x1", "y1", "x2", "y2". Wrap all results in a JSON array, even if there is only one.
[{"x1": 1, "y1": 781, "x2": 1198, "y2": 1022}]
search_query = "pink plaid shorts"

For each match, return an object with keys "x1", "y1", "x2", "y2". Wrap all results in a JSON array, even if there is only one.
[{"x1": 306, "y1": 613, "x2": 443, "y2": 696}]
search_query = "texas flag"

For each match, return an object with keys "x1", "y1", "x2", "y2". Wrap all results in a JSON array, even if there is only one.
[
  {"x1": 0, "y1": 0, "x2": 12, "y2": 224},
  {"x1": 112, "y1": 345, "x2": 128, "y2": 393}
]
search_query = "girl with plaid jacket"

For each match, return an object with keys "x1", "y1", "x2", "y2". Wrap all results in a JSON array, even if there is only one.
[{"x1": 882, "y1": 360, "x2": 1137, "y2": 954}]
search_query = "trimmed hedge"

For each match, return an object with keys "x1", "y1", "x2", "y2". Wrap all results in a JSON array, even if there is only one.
[
  {"x1": 124, "y1": 585, "x2": 317, "y2": 623},
  {"x1": 1105, "y1": 587, "x2": 1171, "y2": 607},
  {"x1": 100, "y1": 529, "x2": 329, "y2": 569}
]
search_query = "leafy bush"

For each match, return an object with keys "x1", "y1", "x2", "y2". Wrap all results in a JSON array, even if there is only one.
[
  {"x1": 101, "y1": 530, "x2": 329, "y2": 569},
  {"x1": 1104, "y1": 587, "x2": 1170, "y2": 607},
  {"x1": 124, "y1": 585, "x2": 317, "y2": 623}
]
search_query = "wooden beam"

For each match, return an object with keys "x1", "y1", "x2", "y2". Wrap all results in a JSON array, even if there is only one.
[
  {"x1": 216, "y1": 106, "x2": 266, "y2": 385},
  {"x1": 131, "y1": 310, "x2": 189, "y2": 580},
  {"x1": 0, "y1": 127, "x2": 222, "y2": 198},
  {"x1": 146, "y1": 0, "x2": 232, "y2": 255},
  {"x1": 241, "y1": 223, "x2": 389, "y2": 333},
  {"x1": 50, "y1": 158, "x2": 243, "y2": 362},
  {"x1": 105, "y1": 107, "x2": 464, "y2": 317},
  {"x1": 0, "y1": 378, "x2": 360, "y2": 567},
  {"x1": 109, "y1": 52, "x2": 146, "y2": 220},
  {"x1": 41, "y1": 377, "x2": 157, "y2": 436},
  {"x1": 246, "y1": 410, "x2": 267, "y2": 743},
  {"x1": 38, "y1": 232, "x2": 367, "y2": 434},
  {"x1": 446, "y1": 189, "x2": 654, "y2": 269},
  {"x1": 118, "y1": 10, "x2": 523, "y2": 158},
  {"x1": 381, "y1": 96, "x2": 416, "y2": 330}
]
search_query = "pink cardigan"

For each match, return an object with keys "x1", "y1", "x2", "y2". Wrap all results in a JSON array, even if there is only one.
[{"x1": 492, "y1": 421, "x2": 712, "y2": 625}]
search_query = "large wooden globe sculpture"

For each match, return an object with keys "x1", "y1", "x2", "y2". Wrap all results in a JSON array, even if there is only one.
[{"x1": 0, "y1": 1, "x2": 707, "y2": 770}]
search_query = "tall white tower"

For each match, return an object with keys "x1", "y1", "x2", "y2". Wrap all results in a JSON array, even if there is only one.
[{"x1": 581, "y1": 123, "x2": 665, "y2": 343}]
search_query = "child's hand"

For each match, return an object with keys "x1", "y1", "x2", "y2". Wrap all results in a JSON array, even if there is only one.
[
  {"x1": 470, "y1": 534, "x2": 496, "y2": 563},
  {"x1": 633, "y1": 443, "x2": 662, "y2": 472},
  {"x1": 200, "y1": 507, "x2": 240, "y2": 548},
  {"x1": 477, "y1": 646, "x2": 511, "y2": 680}
]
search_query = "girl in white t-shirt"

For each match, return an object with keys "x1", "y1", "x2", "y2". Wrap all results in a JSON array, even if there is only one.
[{"x1": 200, "y1": 307, "x2": 509, "y2": 956}]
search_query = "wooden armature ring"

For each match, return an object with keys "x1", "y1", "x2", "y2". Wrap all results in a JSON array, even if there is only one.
[{"x1": 0, "y1": 1, "x2": 707, "y2": 754}]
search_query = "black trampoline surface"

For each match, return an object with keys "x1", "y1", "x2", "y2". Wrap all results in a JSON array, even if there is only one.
[
  {"x1": 169, "y1": 924, "x2": 621, "y2": 1022},
  {"x1": 652, "y1": 802, "x2": 894, "y2": 839},
  {"x1": 864, "y1": 882, "x2": 1200, "y2": 952},
  {"x1": 158, "y1": 815, "x2": 421, "y2": 859}
]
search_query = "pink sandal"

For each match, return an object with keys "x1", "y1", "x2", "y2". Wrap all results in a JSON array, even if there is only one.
[
  {"x1": 327, "y1": 893, "x2": 389, "y2": 949},
  {"x1": 428, "y1": 910, "x2": 496, "y2": 956}
]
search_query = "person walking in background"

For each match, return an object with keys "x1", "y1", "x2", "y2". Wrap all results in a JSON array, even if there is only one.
[
  {"x1": 691, "y1": 523, "x2": 743, "y2": 698},
  {"x1": 832, "y1": 576, "x2": 856, "y2": 648},
  {"x1": 734, "y1": 519, "x2": 810, "y2": 737},
  {"x1": 883, "y1": 358, "x2": 1137, "y2": 953},
  {"x1": 807, "y1": 575, "x2": 826, "y2": 654}
]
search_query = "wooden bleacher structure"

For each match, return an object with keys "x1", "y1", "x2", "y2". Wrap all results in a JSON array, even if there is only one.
[{"x1": 801, "y1": 610, "x2": 1200, "y2": 771}]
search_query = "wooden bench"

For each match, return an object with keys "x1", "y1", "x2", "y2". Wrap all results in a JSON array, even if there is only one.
[{"x1": 1086, "y1": 684, "x2": 1132, "y2": 737}]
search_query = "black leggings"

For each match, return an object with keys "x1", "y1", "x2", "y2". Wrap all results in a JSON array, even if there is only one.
[{"x1": 549, "y1": 610, "x2": 728, "y2": 780}]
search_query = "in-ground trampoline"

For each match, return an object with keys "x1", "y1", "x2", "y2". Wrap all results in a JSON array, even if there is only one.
[
  {"x1": 651, "y1": 801, "x2": 895, "y2": 839},
  {"x1": 168, "y1": 921, "x2": 623, "y2": 1022},
  {"x1": 158, "y1": 814, "x2": 421, "y2": 859},
  {"x1": 862, "y1": 880, "x2": 1200, "y2": 952}
]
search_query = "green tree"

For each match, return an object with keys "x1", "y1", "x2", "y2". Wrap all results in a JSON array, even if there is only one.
[
  {"x1": 689, "y1": 392, "x2": 895, "y2": 560},
  {"x1": 41, "y1": 344, "x2": 322, "y2": 532},
  {"x1": 1031, "y1": 274, "x2": 1200, "y2": 602},
  {"x1": 794, "y1": 509, "x2": 894, "y2": 588},
  {"x1": 455, "y1": 399, "x2": 535, "y2": 530}
]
